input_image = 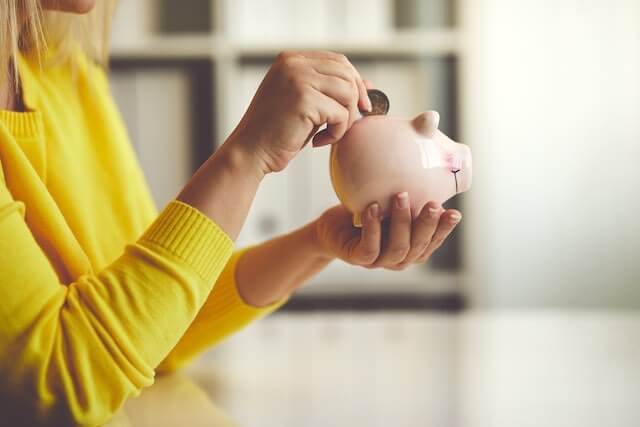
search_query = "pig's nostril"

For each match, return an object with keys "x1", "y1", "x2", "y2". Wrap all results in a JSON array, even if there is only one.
[{"x1": 449, "y1": 156, "x2": 463, "y2": 171}]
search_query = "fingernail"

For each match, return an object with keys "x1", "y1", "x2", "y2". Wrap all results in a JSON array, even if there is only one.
[
  {"x1": 428, "y1": 204, "x2": 441, "y2": 218},
  {"x1": 396, "y1": 192, "x2": 409, "y2": 209},
  {"x1": 449, "y1": 213, "x2": 462, "y2": 224},
  {"x1": 369, "y1": 203, "x2": 379, "y2": 220},
  {"x1": 366, "y1": 95, "x2": 373, "y2": 112}
]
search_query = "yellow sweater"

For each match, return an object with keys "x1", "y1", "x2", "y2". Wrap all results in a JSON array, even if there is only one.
[{"x1": 0, "y1": 53, "x2": 280, "y2": 426}]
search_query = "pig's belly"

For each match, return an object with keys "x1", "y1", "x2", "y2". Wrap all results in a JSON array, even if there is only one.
[{"x1": 339, "y1": 166, "x2": 457, "y2": 220}]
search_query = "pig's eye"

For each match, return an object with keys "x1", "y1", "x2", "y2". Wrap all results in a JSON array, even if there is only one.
[{"x1": 446, "y1": 152, "x2": 463, "y2": 172}]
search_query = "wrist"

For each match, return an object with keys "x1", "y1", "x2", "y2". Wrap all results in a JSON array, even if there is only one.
[
  {"x1": 306, "y1": 219, "x2": 335, "y2": 262},
  {"x1": 175, "y1": 131, "x2": 267, "y2": 238},
  {"x1": 219, "y1": 135, "x2": 268, "y2": 181}
]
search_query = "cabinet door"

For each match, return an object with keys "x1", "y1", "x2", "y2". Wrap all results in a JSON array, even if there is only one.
[{"x1": 110, "y1": 68, "x2": 193, "y2": 208}]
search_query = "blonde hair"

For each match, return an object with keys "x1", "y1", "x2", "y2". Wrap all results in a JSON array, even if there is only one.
[{"x1": 0, "y1": 0, "x2": 116, "y2": 93}]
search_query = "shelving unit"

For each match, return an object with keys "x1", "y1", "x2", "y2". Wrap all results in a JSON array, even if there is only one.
[
  {"x1": 110, "y1": 30, "x2": 460, "y2": 60},
  {"x1": 109, "y1": 0, "x2": 464, "y2": 298}
]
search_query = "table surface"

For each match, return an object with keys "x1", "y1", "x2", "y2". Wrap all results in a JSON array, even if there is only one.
[{"x1": 104, "y1": 310, "x2": 640, "y2": 427}]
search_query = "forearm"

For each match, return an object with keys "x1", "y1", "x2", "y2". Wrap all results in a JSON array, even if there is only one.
[
  {"x1": 236, "y1": 221, "x2": 334, "y2": 307},
  {"x1": 0, "y1": 192, "x2": 234, "y2": 425},
  {"x1": 177, "y1": 136, "x2": 265, "y2": 240}
]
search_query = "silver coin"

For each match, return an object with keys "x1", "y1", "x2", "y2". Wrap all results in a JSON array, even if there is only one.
[{"x1": 360, "y1": 89, "x2": 390, "y2": 116}]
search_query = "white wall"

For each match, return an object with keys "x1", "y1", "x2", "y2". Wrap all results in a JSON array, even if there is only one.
[{"x1": 460, "y1": 0, "x2": 640, "y2": 307}]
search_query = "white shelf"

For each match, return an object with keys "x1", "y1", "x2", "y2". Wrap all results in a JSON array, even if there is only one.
[
  {"x1": 303, "y1": 262, "x2": 461, "y2": 295},
  {"x1": 233, "y1": 30, "x2": 460, "y2": 57},
  {"x1": 110, "y1": 35, "x2": 221, "y2": 60},
  {"x1": 109, "y1": 30, "x2": 460, "y2": 61}
]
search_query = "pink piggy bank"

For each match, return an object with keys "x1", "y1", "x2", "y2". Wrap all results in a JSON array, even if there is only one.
[{"x1": 330, "y1": 111, "x2": 472, "y2": 226}]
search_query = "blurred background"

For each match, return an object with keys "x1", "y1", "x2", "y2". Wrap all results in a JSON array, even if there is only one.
[{"x1": 108, "y1": 0, "x2": 640, "y2": 426}]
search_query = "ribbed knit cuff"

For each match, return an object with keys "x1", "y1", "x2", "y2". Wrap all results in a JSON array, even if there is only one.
[
  {"x1": 139, "y1": 200, "x2": 233, "y2": 284},
  {"x1": 0, "y1": 110, "x2": 43, "y2": 139}
]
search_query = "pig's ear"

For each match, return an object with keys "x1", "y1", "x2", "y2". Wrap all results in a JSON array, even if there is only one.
[{"x1": 412, "y1": 111, "x2": 440, "y2": 137}]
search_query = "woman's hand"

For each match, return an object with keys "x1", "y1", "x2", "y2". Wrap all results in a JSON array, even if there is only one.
[
  {"x1": 231, "y1": 193, "x2": 461, "y2": 307},
  {"x1": 178, "y1": 50, "x2": 370, "y2": 238},
  {"x1": 228, "y1": 50, "x2": 372, "y2": 174},
  {"x1": 313, "y1": 193, "x2": 462, "y2": 270}
]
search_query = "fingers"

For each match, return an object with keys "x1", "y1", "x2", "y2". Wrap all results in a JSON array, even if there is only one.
[
  {"x1": 287, "y1": 51, "x2": 371, "y2": 144},
  {"x1": 310, "y1": 72, "x2": 360, "y2": 130},
  {"x1": 301, "y1": 51, "x2": 371, "y2": 113},
  {"x1": 353, "y1": 203, "x2": 382, "y2": 265},
  {"x1": 311, "y1": 74, "x2": 358, "y2": 110},
  {"x1": 416, "y1": 209, "x2": 462, "y2": 263},
  {"x1": 308, "y1": 88, "x2": 350, "y2": 146},
  {"x1": 307, "y1": 58, "x2": 357, "y2": 88},
  {"x1": 374, "y1": 192, "x2": 412, "y2": 267},
  {"x1": 348, "y1": 197, "x2": 460, "y2": 270},
  {"x1": 400, "y1": 201, "x2": 442, "y2": 265},
  {"x1": 354, "y1": 72, "x2": 372, "y2": 113}
]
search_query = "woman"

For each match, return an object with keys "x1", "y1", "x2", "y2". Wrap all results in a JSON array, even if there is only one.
[{"x1": 0, "y1": 0, "x2": 462, "y2": 425}]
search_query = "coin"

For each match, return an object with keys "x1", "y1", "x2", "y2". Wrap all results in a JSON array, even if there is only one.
[{"x1": 360, "y1": 89, "x2": 390, "y2": 116}]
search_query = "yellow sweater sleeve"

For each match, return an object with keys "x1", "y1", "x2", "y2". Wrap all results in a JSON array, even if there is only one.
[
  {"x1": 0, "y1": 176, "x2": 232, "y2": 426},
  {"x1": 157, "y1": 248, "x2": 287, "y2": 374}
]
